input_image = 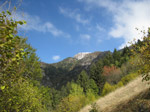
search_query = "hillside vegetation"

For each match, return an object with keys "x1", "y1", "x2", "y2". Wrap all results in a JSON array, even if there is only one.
[{"x1": 79, "y1": 76, "x2": 150, "y2": 112}]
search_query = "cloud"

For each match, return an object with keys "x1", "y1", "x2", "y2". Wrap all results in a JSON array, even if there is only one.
[
  {"x1": 52, "y1": 55, "x2": 60, "y2": 61},
  {"x1": 78, "y1": 0, "x2": 150, "y2": 49},
  {"x1": 59, "y1": 7, "x2": 90, "y2": 25},
  {"x1": 109, "y1": 0, "x2": 150, "y2": 48},
  {"x1": 80, "y1": 34, "x2": 91, "y2": 40},
  {"x1": 13, "y1": 12, "x2": 70, "y2": 38}
]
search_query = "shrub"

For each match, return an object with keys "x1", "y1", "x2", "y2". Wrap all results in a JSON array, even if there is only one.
[
  {"x1": 121, "y1": 73, "x2": 139, "y2": 85},
  {"x1": 86, "y1": 89, "x2": 96, "y2": 103},
  {"x1": 101, "y1": 82, "x2": 115, "y2": 96},
  {"x1": 56, "y1": 95, "x2": 86, "y2": 112},
  {"x1": 101, "y1": 72, "x2": 138, "y2": 96}
]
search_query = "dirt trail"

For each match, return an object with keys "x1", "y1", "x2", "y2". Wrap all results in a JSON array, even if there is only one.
[{"x1": 79, "y1": 76, "x2": 150, "y2": 112}]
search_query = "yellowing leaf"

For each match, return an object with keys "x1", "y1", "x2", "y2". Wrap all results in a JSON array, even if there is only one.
[{"x1": 1, "y1": 86, "x2": 5, "y2": 90}]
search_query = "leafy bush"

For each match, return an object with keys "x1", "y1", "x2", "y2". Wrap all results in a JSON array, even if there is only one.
[
  {"x1": 101, "y1": 82, "x2": 115, "y2": 96},
  {"x1": 102, "y1": 72, "x2": 138, "y2": 96},
  {"x1": 86, "y1": 89, "x2": 96, "y2": 103},
  {"x1": 56, "y1": 95, "x2": 86, "y2": 112},
  {"x1": 0, "y1": 10, "x2": 52, "y2": 112},
  {"x1": 121, "y1": 73, "x2": 139, "y2": 85}
]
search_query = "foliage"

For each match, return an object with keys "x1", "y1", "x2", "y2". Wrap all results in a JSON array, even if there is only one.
[
  {"x1": 56, "y1": 83, "x2": 86, "y2": 112},
  {"x1": 88, "y1": 79, "x2": 99, "y2": 96},
  {"x1": 77, "y1": 70, "x2": 90, "y2": 92},
  {"x1": 90, "y1": 60, "x2": 106, "y2": 95},
  {"x1": 86, "y1": 89, "x2": 96, "y2": 102},
  {"x1": 0, "y1": 10, "x2": 51, "y2": 111},
  {"x1": 103, "y1": 66, "x2": 117, "y2": 76},
  {"x1": 101, "y1": 82, "x2": 115, "y2": 96},
  {"x1": 77, "y1": 70, "x2": 99, "y2": 95},
  {"x1": 121, "y1": 72, "x2": 139, "y2": 85},
  {"x1": 131, "y1": 28, "x2": 150, "y2": 81},
  {"x1": 69, "y1": 83, "x2": 84, "y2": 96},
  {"x1": 102, "y1": 72, "x2": 138, "y2": 96},
  {"x1": 104, "y1": 66, "x2": 122, "y2": 84},
  {"x1": 39, "y1": 86, "x2": 53, "y2": 111},
  {"x1": 102, "y1": 52, "x2": 113, "y2": 66},
  {"x1": 103, "y1": 47, "x2": 131, "y2": 67},
  {"x1": 56, "y1": 94, "x2": 86, "y2": 112},
  {"x1": 0, "y1": 78, "x2": 45, "y2": 112}
]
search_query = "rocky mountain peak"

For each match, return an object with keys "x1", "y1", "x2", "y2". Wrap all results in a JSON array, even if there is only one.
[{"x1": 74, "y1": 52, "x2": 91, "y2": 60}]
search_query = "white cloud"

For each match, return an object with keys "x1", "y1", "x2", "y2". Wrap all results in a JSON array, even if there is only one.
[
  {"x1": 109, "y1": 0, "x2": 150, "y2": 48},
  {"x1": 59, "y1": 7, "x2": 90, "y2": 25},
  {"x1": 52, "y1": 55, "x2": 60, "y2": 61},
  {"x1": 13, "y1": 12, "x2": 70, "y2": 38},
  {"x1": 78, "y1": 0, "x2": 150, "y2": 49},
  {"x1": 80, "y1": 34, "x2": 91, "y2": 40}
]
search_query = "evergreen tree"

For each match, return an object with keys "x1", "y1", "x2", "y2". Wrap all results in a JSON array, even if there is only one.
[
  {"x1": 90, "y1": 61, "x2": 105, "y2": 95},
  {"x1": 77, "y1": 70, "x2": 89, "y2": 92},
  {"x1": 113, "y1": 48, "x2": 121, "y2": 67},
  {"x1": 88, "y1": 79, "x2": 99, "y2": 95},
  {"x1": 103, "y1": 52, "x2": 113, "y2": 66}
]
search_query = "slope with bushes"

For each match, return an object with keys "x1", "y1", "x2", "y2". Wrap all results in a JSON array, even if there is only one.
[{"x1": 79, "y1": 76, "x2": 150, "y2": 112}]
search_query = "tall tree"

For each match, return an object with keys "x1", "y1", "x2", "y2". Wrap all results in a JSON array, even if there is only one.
[
  {"x1": 90, "y1": 61, "x2": 105, "y2": 95},
  {"x1": 113, "y1": 48, "x2": 121, "y2": 67},
  {"x1": 77, "y1": 70, "x2": 89, "y2": 93}
]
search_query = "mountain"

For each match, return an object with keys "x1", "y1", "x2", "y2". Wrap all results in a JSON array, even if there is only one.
[
  {"x1": 41, "y1": 51, "x2": 110, "y2": 89},
  {"x1": 74, "y1": 52, "x2": 91, "y2": 60}
]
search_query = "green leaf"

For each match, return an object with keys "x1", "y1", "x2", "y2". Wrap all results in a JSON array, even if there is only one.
[
  {"x1": 22, "y1": 20, "x2": 27, "y2": 24},
  {"x1": 9, "y1": 34, "x2": 13, "y2": 38},
  {"x1": 1, "y1": 86, "x2": 5, "y2": 90},
  {"x1": 6, "y1": 10, "x2": 11, "y2": 15},
  {"x1": 18, "y1": 21, "x2": 24, "y2": 25}
]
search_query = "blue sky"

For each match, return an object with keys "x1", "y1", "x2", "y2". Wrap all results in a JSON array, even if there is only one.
[{"x1": 4, "y1": 0, "x2": 150, "y2": 63}]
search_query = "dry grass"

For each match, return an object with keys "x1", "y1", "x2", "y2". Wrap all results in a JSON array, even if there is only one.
[{"x1": 79, "y1": 76, "x2": 150, "y2": 112}]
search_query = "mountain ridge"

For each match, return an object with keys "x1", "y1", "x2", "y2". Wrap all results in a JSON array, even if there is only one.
[{"x1": 41, "y1": 51, "x2": 111, "y2": 89}]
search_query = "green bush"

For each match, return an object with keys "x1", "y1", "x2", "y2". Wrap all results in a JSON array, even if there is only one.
[
  {"x1": 121, "y1": 73, "x2": 139, "y2": 85},
  {"x1": 101, "y1": 82, "x2": 115, "y2": 96},
  {"x1": 56, "y1": 95, "x2": 86, "y2": 112},
  {"x1": 101, "y1": 72, "x2": 138, "y2": 96},
  {"x1": 86, "y1": 89, "x2": 96, "y2": 103}
]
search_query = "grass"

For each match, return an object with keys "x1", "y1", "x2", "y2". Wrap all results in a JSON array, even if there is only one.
[{"x1": 79, "y1": 76, "x2": 150, "y2": 112}]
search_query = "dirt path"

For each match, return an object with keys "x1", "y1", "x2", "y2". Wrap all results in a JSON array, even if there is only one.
[{"x1": 79, "y1": 76, "x2": 150, "y2": 112}]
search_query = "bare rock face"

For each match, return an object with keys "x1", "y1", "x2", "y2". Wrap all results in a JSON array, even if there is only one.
[{"x1": 74, "y1": 52, "x2": 91, "y2": 60}]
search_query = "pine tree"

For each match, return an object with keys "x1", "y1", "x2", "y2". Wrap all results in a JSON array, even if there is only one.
[
  {"x1": 77, "y1": 70, "x2": 90, "y2": 92},
  {"x1": 90, "y1": 61, "x2": 105, "y2": 95}
]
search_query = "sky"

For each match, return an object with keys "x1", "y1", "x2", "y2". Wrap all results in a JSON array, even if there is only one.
[{"x1": 2, "y1": 0, "x2": 150, "y2": 63}]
